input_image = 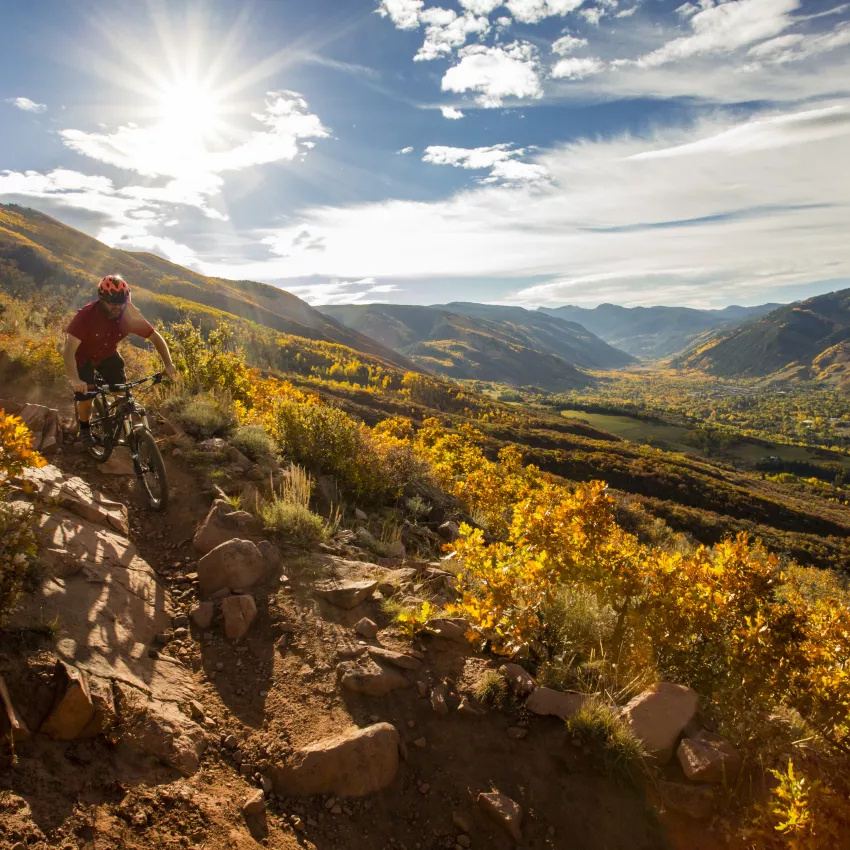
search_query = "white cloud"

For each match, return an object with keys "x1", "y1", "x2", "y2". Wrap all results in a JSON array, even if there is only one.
[
  {"x1": 415, "y1": 8, "x2": 490, "y2": 61},
  {"x1": 422, "y1": 143, "x2": 547, "y2": 183},
  {"x1": 504, "y1": 0, "x2": 584, "y2": 24},
  {"x1": 552, "y1": 35, "x2": 588, "y2": 55},
  {"x1": 441, "y1": 106, "x2": 465, "y2": 119},
  {"x1": 615, "y1": 3, "x2": 640, "y2": 17},
  {"x1": 376, "y1": 0, "x2": 424, "y2": 30},
  {"x1": 637, "y1": 0, "x2": 800, "y2": 68},
  {"x1": 397, "y1": 146, "x2": 415, "y2": 153},
  {"x1": 579, "y1": 7, "x2": 605, "y2": 25},
  {"x1": 442, "y1": 41, "x2": 542, "y2": 107},
  {"x1": 204, "y1": 103, "x2": 850, "y2": 309},
  {"x1": 458, "y1": 0, "x2": 503, "y2": 14},
  {"x1": 285, "y1": 277, "x2": 399, "y2": 306},
  {"x1": 5, "y1": 97, "x2": 47, "y2": 113},
  {"x1": 552, "y1": 57, "x2": 604, "y2": 79}
]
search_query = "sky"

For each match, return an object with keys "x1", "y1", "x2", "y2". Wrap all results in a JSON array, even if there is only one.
[{"x1": 1, "y1": 0, "x2": 849, "y2": 309}]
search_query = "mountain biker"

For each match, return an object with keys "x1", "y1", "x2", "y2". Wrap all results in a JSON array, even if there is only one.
[{"x1": 63, "y1": 274, "x2": 177, "y2": 445}]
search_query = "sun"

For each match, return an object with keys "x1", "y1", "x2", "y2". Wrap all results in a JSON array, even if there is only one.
[{"x1": 157, "y1": 77, "x2": 223, "y2": 138}]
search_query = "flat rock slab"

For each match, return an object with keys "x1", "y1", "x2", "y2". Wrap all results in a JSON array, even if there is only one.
[
  {"x1": 478, "y1": 792, "x2": 523, "y2": 843},
  {"x1": 368, "y1": 646, "x2": 421, "y2": 670},
  {"x1": 621, "y1": 682, "x2": 698, "y2": 764},
  {"x1": 526, "y1": 687, "x2": 586, "y2": 720},
  {"x1": 17, "y1": 464, "x2": 129, "y2": 535},
  {"x1": 271, "y1": 723, "x2": 400, "y2": 797},
  {"x1": 314, "y1": 579, "x2": 378, "y2": 609},
  {"x1": 337, "y1": 660, "x2": 410, "y2": 696}
]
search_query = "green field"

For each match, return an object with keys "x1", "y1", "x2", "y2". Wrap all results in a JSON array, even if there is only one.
[{"x1": 560, "y1": 409, "x2": 850, "y2": 470}]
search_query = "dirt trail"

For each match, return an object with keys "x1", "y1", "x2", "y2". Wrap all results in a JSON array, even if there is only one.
[{"x1": 0, "y1": 386, "x2": 721, "y2": 850}]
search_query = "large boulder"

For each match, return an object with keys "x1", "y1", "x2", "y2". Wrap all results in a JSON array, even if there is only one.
[
  {"x1": 337, "y1": 660, "x2": 410, "y2": 696},
  {"x1": 677, "y1": 731, "x2": 743, "y2": 783},
  {"x1": 40, "y1": 660, "x2": 95, "y2": 740},
  {"x1": 221, "y1": 595, "x2": 258, "y2": 640},
  {"x1": 478, "y1": 792, "x2": 522, "y2": 843},
  {"x1": 621, "y1": 682, "x2": 699, "y2": 764},
  {"x1": 426, "y1": 617, "x2": 471, "y2": 644},
  {"x1": 193, "y1": 500, "x2": 263, "y2": 555},
  {"x1": 197, "y1": 538, "x2": 268, "y2": 596},
  {"x1": 314, "y1": 579, "x2": 378, "y2": 610},
  {"x1": 526, "y1": 687, "x2": 586, "y2": 720},
  {"x1": 271, "y1": 723, "x2": 400, "y2": 797}
]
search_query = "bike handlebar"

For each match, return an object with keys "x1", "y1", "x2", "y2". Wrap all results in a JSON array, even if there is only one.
[{"x1": 78, "y1": 372, "x2": 164, "y2": 400}]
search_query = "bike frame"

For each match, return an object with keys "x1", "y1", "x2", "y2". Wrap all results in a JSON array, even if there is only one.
[{"x1": 84, "y1": 373, "x2": 162, "y2": 471}]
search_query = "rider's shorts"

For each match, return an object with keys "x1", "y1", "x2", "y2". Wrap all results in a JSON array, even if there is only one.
[{"x1": 76, "y1": 352, "x2": 127, "y2": 395}]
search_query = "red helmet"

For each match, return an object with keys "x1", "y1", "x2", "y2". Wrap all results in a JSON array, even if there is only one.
[{"x1": 98, "y1": 274, "x2": 130, "y2": 303}]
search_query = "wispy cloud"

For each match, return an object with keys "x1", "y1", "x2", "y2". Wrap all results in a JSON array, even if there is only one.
[
  {"x1": 5, "y1": 97, "x2": 46, "y2": 113},
  {"x1": 423, "y1": 143, "x2": 549, "y2": 183},
  {"x1": 204, "y1": 103, "x2": 850, "y2": 307}
]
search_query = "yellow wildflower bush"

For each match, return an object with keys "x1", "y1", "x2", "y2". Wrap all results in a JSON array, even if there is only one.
[{"x1": 0, "y1": 412, "x2": 45, "y2": 622}]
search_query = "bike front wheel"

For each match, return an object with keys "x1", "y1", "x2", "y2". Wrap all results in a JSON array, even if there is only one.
[
  {"x1": 133, "y1": 429, "x2": 169, "y2": 511},
  {"x1": 87, "y1": 397, "x2": 113, "y2": 463}
]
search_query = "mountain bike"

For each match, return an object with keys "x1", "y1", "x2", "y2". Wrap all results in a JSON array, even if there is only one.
[{"x1": 80, "y1": 373, "x2": 169, "y2": 511}]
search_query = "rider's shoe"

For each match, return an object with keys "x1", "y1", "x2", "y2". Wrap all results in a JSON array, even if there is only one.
[{"x1": 79, "y1": 428, "x2": 95, "y2": 447}]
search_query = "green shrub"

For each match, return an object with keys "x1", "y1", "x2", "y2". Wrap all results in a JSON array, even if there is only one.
[
  {"x1": 260, "y1": 500, "x2": 327, "y2": 547},
  {"x1": 0, "y1": 499, "x2": 39, "y2": 625},
  {"x1": 565, "y1": 699, "x2": 646, "y2": 787},
  {"x1": 231, "y1": 424, "x2": 278, "y2": 463},
  {"x1": 176, "y1": 392, "x2": 236, "y2": 438}
]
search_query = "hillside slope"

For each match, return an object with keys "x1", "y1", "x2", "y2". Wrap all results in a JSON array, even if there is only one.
[
  {"x1": 320, "y1": 303, "x2": 630, "y2": 391},
  {"x1": 675, "y1": 288, "x2": 850, "y2": 379},
  {"x1": 540, "y1": 303, "x2": 779, "y2": 359},
  {"x1": 0, "y1": 204, "x2": 418, "y2": 373}
]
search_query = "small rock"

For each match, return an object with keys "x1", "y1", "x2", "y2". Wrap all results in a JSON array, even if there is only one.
[
  {"x1": 430, "y1": 683, "x2": 449, "y2": 716},
  {"x1": 190, "y1": 601, "x2": 215, "y2": 630},
  {"x1": 457, "y1": 835, "x2": 471, "y2": 848},
  {"x1": 417, "y1": 681, "x2": 428, "y2": 698},
  {"x1": 173, "y1": 614, "x2": 189, "y2": 628},
  {"x1": 437, "y1": 521, "x2": 460, "y2": 542},
  {"x1": 369, "y1": 646, "x2": 421, "y2": 670},
  {"x1": 314, "y1": 578, "x2": 379, "y2": 610},
  {"x1": 331, "y1": 804, "x2": 343, "y2": 816},
  {"x1": 419, "y1": 782, "x2": 430, "y2": 794},
  {"x1": 291, "y1": 815, "x2": 305, "y2": 831},
  {"x1": 224, "y1": 734, "x2": 238, "y2": 749},
  {"x1": 243, "y1": 790, "x2": 265, "y2": 816},
  {"x1": 507, "y1": 726, "x2": 528, "y2": 740},
  {"x1": 457, "y1": 697, "x2": 483, "y2": 717},
  {"x1": 187, "y1": 700, "x2": 205, "y2": 720},
  {"x1": 325, "y1": 797, "x2": 337, "y2": 810},
  {"x1": 425, "y1": 617, "x2": 470, "y2": 644},
  {"x1": 413, "y1": 737, "x2": 427, "y2": 748},
  {"x1": 355, "y1": 618, "x2": 379, "y2": 639},
  {"x1": 221, "y1": 594, "x2": 257, "y2": 640},
  {"x1": 499, "y1": 663, "x2": 535, "y2": 697},
  {"x1": 40, "y1": 660, "x2": 94, "y2": 740},
  {"x1": 677, "y1": 731, "x2": 743, "y2": 783},
  {"x1": 478, "y1": 791, "x2": 522, "y2": 843},
  {"x1": 622, "y1": 682, "x2": 699, "y2": 764},
  {"x1": 337, "y1": 660, "x2": 410, "y2": 697},
  {"x1": 355, "y1": 508, "x2": 369, "y2": 522},
  {"x1": 526, "y1": 687, "x2": 585, "y2": 720}
]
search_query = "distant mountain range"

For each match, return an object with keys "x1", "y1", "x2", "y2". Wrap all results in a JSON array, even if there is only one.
[
  {"x1": 320, "y1": 302, "x2": 633, "y2": 391},
  {"x1": 0, "y1": 204, "x2": 416, "y2": 373},
  {"x1": 539, "y1": 303, "x2": 780, "y2": 359},
  {"x1": 674, "y1": 287, "x2": 850, "y2": 385}
]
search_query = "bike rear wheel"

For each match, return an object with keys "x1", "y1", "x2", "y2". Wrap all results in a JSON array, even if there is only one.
[
  {"x1": 87, "y1": 397, "x2": 114, "y2": 463},
  {"x1": 134, "y1": 429, "x2": 169, "y2": 511}
]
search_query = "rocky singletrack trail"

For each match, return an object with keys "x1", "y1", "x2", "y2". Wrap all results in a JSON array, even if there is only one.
[{"x1": 0, "y1": 390, "x2": 722, "y2": 850}]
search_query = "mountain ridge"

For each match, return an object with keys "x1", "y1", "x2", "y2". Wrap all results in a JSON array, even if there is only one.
[
  {"x1": 319, "y1": 302, "x2": 633, "y2": 392},
  {"x1": 539, "y1": 302, "x2": 781, "y2": 359}
]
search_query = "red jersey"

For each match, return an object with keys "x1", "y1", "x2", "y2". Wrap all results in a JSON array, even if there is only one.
[{"x1": 66, "y1": 301, "x2": 154, "y2": 365}]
